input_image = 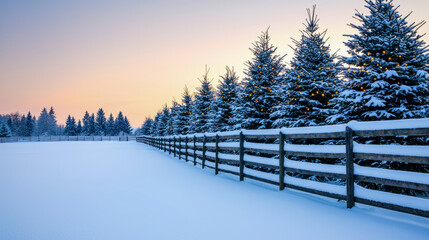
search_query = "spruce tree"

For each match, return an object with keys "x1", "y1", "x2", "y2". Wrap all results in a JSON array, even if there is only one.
[
  {"x1": 115, "y1": 111, "x2": 127, "y2": 135},
  {"x1": 76, "y1": 120, "x2": 82, "y2": 136},
  {"x1": 82, "y1": 111, "x2": 91, "y2": 136},
  {"x1": 189, "y1": 67, "x2": 215, "y2": 133},
  {"x1": 177, "y1": 86, "x2": 193, "y2": 134},
  {"x1": 64, "y1": 115, "x2": 77, "y2": 136},
  {"x1": 0, "y1": 122, "x2": 12, "y2": 137},
  {"x1": 95, "y1": 108, "x2": 107, "y2": 135},
  {"x1": 88, "y1": 113, "x2": 96, "y2": 135},
  {"x1": 18, "y1": 115, "x2": 27, "y2": 136},
  {"x1": 24, "y1": 112, "x2": 34, "y2": 136},
  {"x1": 105, "y1": 113, "x2": 116, "y2": 136},
  {"x1": 156, "y1": 105, "x2": 170, "y2": 136},
  {"x1": 37, "y1": 108, "x2": 50, "y2": 136},
  {"x1": 170, "y1": 100, "x2": 181, "y2": 135},
  {"x1": 272, "y1": 6, "x2": 341, "y2": 128},
  {"x1": 124, "y1": 116, "x2": 132, "y2": 135},
  {"x1": 241, "y1": 29, "x2": 286, "y2": 129},
  {"x1": 140, "y1": 117, "x2": 153, "y2": 135},
  {"x1": 329, "y1": 0, "x2": 429, "y2": 123},
  {"x1": 215, "y1": 66, "x2": 240, "y2": 131},
  {"x1": 153, "y1": 112, "x2": 163, "y2": 136},
  {"x1": 48, "y1": 107, "x2": 57, "y2": 135}
]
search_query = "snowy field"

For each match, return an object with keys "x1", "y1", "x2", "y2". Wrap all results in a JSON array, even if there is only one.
[{"x1": 0, "y1": 142, "x2": 428, "y2": 240}]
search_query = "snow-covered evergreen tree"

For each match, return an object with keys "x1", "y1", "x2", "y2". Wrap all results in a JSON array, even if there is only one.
[
  {"x1": 176, "y1": 86, "x2": 192, "y2": 134},
  {"x1": 64, "y1": 115, "x2": 77, "y2": 136},
  {"x1": 272, "y1": 6, "x2": 341, "y2": 128},
  {"x1": 140, "y1": 117, "x2": 153, "y2": 135},
  {"x1": 240, "y1": 29, "x2": 286, "y2": 129},
  {"x1": 88, "y1": 113, "x2": 96, "y2": 135},
  {"x1": 169, "y1": 99, "x2": 181, "y2": 135},
  {"x1": 0, "y1": 121, "x2": 12, "y2": 137},
  {"x1": 37, "y1": 108, "x2": 50, "y2": 136},
  {"x1": 17, "y1": 115, "x2": 27, "y2": 136},
  {"x1": 95, "y1": 108, "x2": 106, "y2": 135},
  {"x1": 105, "y1": 113, "x2": 116, "y2": 136},
  {"x1": 115, "y1": 111, "x2": 126, "y2": 135},
  {"x1": 24, "y1": 112, "x2": 34, "y2": 136},
  {"x1": 82, "y1": 111, "x2": 91, "y2": 136},
  {"x1": 152, "y1": 111, "x2": 162, "y2": 136},
  {"x1": 48, "y1": 107, "x2": 57, "y2": 135},
  {"x1": 214, "y1": 66, "x2": 240, "y2": 131},
  {"x1": 124, "y1": 116, "x2": 132, "y2": 135},
  {"x1": 156, "y1": 105, "x2": 170, "y2": 136},
  {"x1": 189, "y1": 68, "x2": 215, "y2": 133},
  {"x1": 76, "y1": 120, "x2": 82, "y2": 136},
  {"x1": 329, "y1": 0, "x2": 429, "y2": 123}
]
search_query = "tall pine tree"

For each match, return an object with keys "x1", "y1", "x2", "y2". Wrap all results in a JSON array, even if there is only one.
[
  {"x1": 105, "y1": 113, "x2": 116, "y2": 136},
  {"x1": 48, "y1": 107, "x2": 57, "y2": 135},
  {"x1": 240, "y1": 29, "x2": 286, "y2": 129},
  {"x1": 0, "y1": 122, "x2": 12, "y2": 137},
  {"x1": 189, "y1": 67, "x2": 215, "y2": 133},
  {"x1": 64, "y1": 115, "x2": 77, "y2": 136},
  {"x1": 95, "y1": 108, "x2": 106, "y2": 135},
  {"x1": 82, "y1": 111, "x2": 91, "y2": 136},
  {"x1": 37, "y1": 108, "x2": 50, "y2": 136},
  {"x1": 272, "y1": 6, "x2": 341, "y2": 128},
  {"x1": 215, "y1": 66, "x2": 240, "y2": 131},
  {"x1": 140, "y1": 117, "x2": 153, "y2": 135},
  {"x1": 177, "y1": 86, "x2": 193, "y2": 134},
  {"x1": 24, "y1": 112, "x2": 34, "y2": 136},
  {"x1": 329, "y1": 0, "x2": 429, "y2": 123},
  {"x1": 169, "y1": 99, "x2": 181, "y2": 135}
]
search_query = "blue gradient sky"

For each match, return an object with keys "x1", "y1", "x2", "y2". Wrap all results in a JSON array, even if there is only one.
[{"x1": 1, "y1": 0, "x2": 428, "y2": 126}]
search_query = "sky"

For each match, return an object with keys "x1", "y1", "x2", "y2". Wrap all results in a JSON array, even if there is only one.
[{"x1": 1, "y1": 0, "x2": 428, "y2": 126}]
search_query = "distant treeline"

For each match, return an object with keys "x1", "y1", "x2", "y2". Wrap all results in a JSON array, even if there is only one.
[
  {"x1": 0, "y1": 107, "x2": 132, "y2": 137},
  {"x1": 64, "y1": 109, "x2": 132, "y2": 136}
]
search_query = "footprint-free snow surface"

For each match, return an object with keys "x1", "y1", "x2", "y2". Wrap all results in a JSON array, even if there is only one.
[{"x1": 0, "y1": 142, "x2": 428, "y2": 240}]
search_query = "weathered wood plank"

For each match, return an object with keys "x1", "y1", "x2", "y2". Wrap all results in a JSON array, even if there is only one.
[
  {"x1": 354, "y1": 153, "x2": 429, "y2": 164},
  {"x1": 346, "y1": 126, "x2": 355, "y2": 208},
  {"x1": 284, "y1": 183, "x2": 347, "y2": 201},
  {"x1": 279, "y1": 132, "x2": 285, "y2": 191},
  {"x1": 243, "y1": 174, "x2": 279, "y2": 186},
  {"x1": 215, "y1": 135, "x2": 219, "y2": 175},
  {"x1": 353, "y1": 128, "x2": 429, "y2": 137},
  {"x1": 284, "y1": 167, "x2": 346, "y2": 179},
  {"x1": 239, "y1": 132, "x2": 244, "y2": 181},
  {"x1": 354, "y1": 175, "x2": 429, "y2": 192},
  {"x1": 355, "y1": 197, "x2": 429, "y2": 218}
]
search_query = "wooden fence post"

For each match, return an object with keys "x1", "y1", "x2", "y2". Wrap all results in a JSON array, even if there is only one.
[
  {"x1": 169, "y1": 138, "x2": 171, "y2": 154},
  {"x1": 202, "y1": 135, "x2": 207, "y2": 169},
  {"x1": 185, "y1": 136, "x2": 189, "y2": 162},
  {"x1": 173, "y1": 137, "x2": 176, "y2": 157},
  {"x1": 215, "y1": 134, "x2": 219, "y2": 175},
  {"x1": 164, "y1": 137, "x2": 167, "y2": 152},
  {"x1": 279, "y1": 132, "x2": 285, "y2": 191},
  {"x1": 193, "y1": 135, "x2": 197, "y2": 166},
  {"x1": 178, "y1": 136, "x2": 182, "y2": 160},
  {"x1": 346, "y1": 126, "x2": 355, "y2": 208},
  {"x1": 239, "y1": 131, "x2": 244, "y2": 181}
]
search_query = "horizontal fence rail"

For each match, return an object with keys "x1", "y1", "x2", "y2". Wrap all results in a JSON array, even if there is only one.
[
  {"x1": 137, "y1": 118, "x2": 429, "y2": 218},
  {"x1": 0, "y1": 136, "x2": 136, "y2": 143}
]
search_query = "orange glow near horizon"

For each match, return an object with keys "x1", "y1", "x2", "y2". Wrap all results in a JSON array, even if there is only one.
[{"x1": 1, "y1": 0, "x2": 428, "y2": 126}]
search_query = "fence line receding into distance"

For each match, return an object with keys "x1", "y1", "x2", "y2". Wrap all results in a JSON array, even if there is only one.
[
  {"x1": 0, "y1": 136, "x2": 136, "y2": 143},
  {"x1": 137, "y1": 118, "x2": 429, "y2": 218}
]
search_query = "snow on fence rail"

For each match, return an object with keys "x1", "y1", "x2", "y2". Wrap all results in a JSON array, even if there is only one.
[
  {"x1": 0, "y1": 136, "x2": 136, "y2": 143},
  {"x1": 136, "y1": 118, "x2": 429, "y2": 218}
]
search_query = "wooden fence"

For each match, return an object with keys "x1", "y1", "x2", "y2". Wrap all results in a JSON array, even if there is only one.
[
  {"x1": 0, "y1": 136, "x2": 136, "y2": 143},
  {"x1": 137, "y1": 118, "x2": 429, "y2": 218}
]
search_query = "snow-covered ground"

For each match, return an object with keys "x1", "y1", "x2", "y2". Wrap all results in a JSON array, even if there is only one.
[{"x1": 0, "y1": 142, "x2": 428, "y2": 240}]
